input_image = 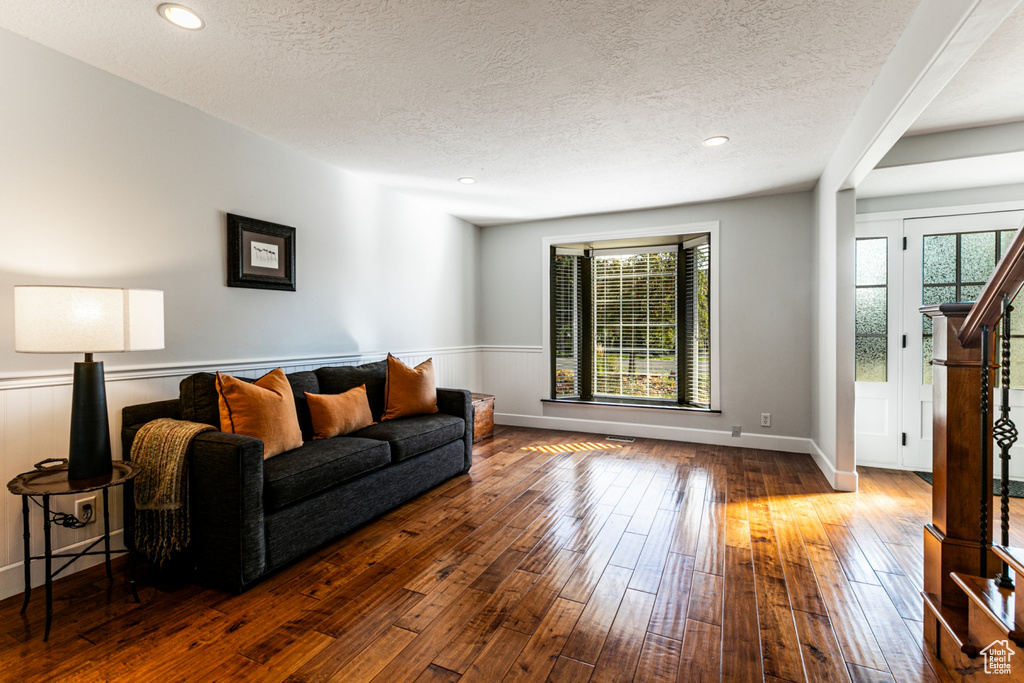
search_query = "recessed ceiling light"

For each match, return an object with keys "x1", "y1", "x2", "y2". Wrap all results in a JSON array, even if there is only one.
[
  {"x1": 458, "y1": 177, "x2": 476, "y2": 185},
  {"x1": 703, "y1": 136, "x2": 729, "y2": 147},
  {"x1": 158, "y1": 4, "x2": 206, "y2": 30}
]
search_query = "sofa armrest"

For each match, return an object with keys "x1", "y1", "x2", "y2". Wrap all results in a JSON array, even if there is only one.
[
  {"x1": 122, "y1": 399, "x2": 181, "y2": 428},
  {"x1": 121, "y1": 405, "x2": 267, "y2": 593},
  {"x1": 437, "y1": 388, "x2": 473, "y2": 473},
  {"x1": 187, "y1": 431, "x2": 267, "y2": 592},
  {"x1": 121, "y1": 400, "x2": 183, "y2": 550}
]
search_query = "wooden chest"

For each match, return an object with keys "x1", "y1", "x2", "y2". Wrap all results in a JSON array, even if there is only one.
[{"x1": 471, "y1": 393, "x2": 495, "y2": 443}]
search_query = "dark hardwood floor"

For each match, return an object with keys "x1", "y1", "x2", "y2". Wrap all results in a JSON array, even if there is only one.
[{"x1": 0, "y1": 426, "x2": 973, "y2": 681}]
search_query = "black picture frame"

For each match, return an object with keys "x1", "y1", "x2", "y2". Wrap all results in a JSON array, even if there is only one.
[{"x1": 226, "y1": 213, "x2": 296, "y2": 291}]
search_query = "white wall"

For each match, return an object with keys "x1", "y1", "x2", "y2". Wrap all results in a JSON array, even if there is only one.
[
  {"x1": 478, "y1": 192, "x2": 814, "y2": 452},
  {"x1": 0, "y1": 29, "x2": 480, "y2": 599},
  {"x1": 858, "y1": 183, "x2": 1024, "y2": 215},
  {"x1": 811, "y1": 186, "x2": 858, "y2": 491}
]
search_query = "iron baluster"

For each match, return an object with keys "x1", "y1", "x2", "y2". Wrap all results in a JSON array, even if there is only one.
[
  {"x1": 995, "y1": 294, "x2": 1018, "y2": 588},
  {"x1": 981, "y1": 323, "x2": 991, "y2": 578}
]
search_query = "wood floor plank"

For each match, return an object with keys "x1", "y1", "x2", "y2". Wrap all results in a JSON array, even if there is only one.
[
  {"x1": 686, "y1": 571, "x2": 723, "y2": 627},
  {"x1": 560, "y1": 513, "x2": 632, "y2": 602},
  {"x1": 628, "y1": 508, "x2": 680, "y2": 594},
  {"x1": 549, "y1": 656, "x2": 597, "y2": 682},
  {"x1": 791, "y1": 609, "x2": 854, "y2": 683},
  {"x1": 370, "y1": 588, "x2": 493, "y2": 683},
  {"x1": 847, "y1": 663, "x2": 898, "y2": 683},
  {"x1": 633, "y1": 633, "x2": 682, "y2": 683},
  {"x1": 876, "y1": 569, "x2": 925, "y2": 622},
  {"x1": 561, "y1": 565, "x2": 633, "y2": 664},
  {"x1": 590, "y1": 588, "x2": 657, "y2": 683},
  {"x1": 802, "y1": 543, "x2": 890, "y2": 672},
  {"x1": 648, "y1": 552, "x2": 695, "y2": 640},
  {"x1": 677, "y1": 619, "x2": 722, "y2": 682},
  {"x1": 721, "y1": 545, "x2": 763, "y2": 683},
  {"x1": 745, "y1": 469, "x2": 805, "y2": 682},
  {"x1": 432, "y1": 569, "x2": 536, "y2": 674},
  {"x1": 849, "y1": 581, "x2": 943, "y2": 683},
  {"x1": 327, "y1": 625, "x2": 418, "y2": 683},
  {"x1": 502, "y1": 597, "x2": 585, "y2": 682},
  {"x1": 694, "y1": 501, "x2": 726, "y2": 575},
  {"x1": 822, "y1": 522, "x2": 882, "y2": 586},
  {"x1": 504, "y1": 548, "x2": 584, "y2": 635},
  {"x1": 459, "y1": 626, "x2": 531, "y2": 683},
  {"x1": 412, "y1": 663, "x2": 463, "y2": 683}
]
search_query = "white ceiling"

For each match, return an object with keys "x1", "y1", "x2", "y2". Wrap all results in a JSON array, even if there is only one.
[
  {"x1": 908, "y1": 4, "x2": 1024, "y2": 136},
  {"x1": 0, "y1": 0, "x2": 937, "y2": 225},
  {"x1": 858, "y1": 4, "x2": 1024, "y2": 201}
]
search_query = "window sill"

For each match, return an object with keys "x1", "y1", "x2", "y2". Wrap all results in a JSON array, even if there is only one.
[{"x1": 542, "y1": 398, "x2": 720, "y2": 414}]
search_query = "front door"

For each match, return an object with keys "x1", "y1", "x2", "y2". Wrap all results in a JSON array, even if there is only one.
[{"x1": 900, "y1": 211, "x2": 1024, "y2": 471}]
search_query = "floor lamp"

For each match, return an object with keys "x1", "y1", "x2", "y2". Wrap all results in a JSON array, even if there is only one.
[{"x1": 14, "y1": 286, "x2": 165, "y2": 481}]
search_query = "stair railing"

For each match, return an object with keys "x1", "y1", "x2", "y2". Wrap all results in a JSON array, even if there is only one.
[
  {"x1": 959, "y1": 222, "x2": 1024, "y2": 584},
  {"x1": 993, "y1": 294, "x2": 1018, "y2": 588}
]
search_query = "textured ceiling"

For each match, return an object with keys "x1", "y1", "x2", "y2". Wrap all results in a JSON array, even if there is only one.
[
  {"x1": 908, "y1": 4, "x2": 1024, "y2": 136},
  {"x1": 0, "y1": 0, "x2": 923, "y2": 225}
]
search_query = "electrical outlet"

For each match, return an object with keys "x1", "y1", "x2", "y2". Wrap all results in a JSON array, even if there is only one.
[
  {"x1": 731, "y1": 425, "x2": 741, "y2": 437},
  {"x1": 761, "y1": 413, "x2": 771, "y2": 428},
  {"x1": 75, "y1": 496, "x2": 97, "y2": 525}
]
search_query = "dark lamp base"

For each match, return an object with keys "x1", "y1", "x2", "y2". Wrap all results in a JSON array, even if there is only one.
[{"x1": 68, "y1": 360, "x2": 112, "y2": 481}]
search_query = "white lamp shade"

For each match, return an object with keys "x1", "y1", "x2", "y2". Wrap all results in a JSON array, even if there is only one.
[{"x1": 15, "y1": 286, "x2": 165, "y2": 354}]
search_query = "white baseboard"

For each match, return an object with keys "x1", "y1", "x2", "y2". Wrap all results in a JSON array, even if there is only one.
[
  {"x1": 808, "y1": 440, "x2": 859, "y2": 492},
  {"x1": 0, "y1": 530, "x2": 127, "y2": 602},
  {"x1": 495, "y1": 412, "x2": 815, "y2": 455}
]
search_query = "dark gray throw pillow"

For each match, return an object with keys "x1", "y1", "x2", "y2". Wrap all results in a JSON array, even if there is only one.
[{"x1": 315, "y1": 360, "x2": 388, "y2": 421}]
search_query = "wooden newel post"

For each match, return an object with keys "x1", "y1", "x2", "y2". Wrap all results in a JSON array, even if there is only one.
[{"x1": 922, "y1": 303, "x2": 996, "y2": 614}]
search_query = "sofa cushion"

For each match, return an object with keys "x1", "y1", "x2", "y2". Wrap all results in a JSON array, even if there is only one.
[
  {"x1": 262, "y1": 437, "x2": 391, "y2": 511},
  {"x1": 382, "y1": 354, "x2": 438, "y2": 421},
  {"x1": 180, "y1": 370, "x2": 320, "y2": 440},
  {"x1": 306, "y1": 385, "x2": 375, "y2": 439},
  {"x1": 352, "y1": 413, "x2": 464, "y2": 462},
  {"x1": 287, "y1": 371, "x2": 320, "y2": 441},
  {"x1": 217, "y1": 369, "x2": 304, "y2": 459},
  {"x1": 315, "y1": 360, "x2": 388, "y2": 421},
  {"x1": 180, "y1": 372, "x2": 221, "y2": 427}
]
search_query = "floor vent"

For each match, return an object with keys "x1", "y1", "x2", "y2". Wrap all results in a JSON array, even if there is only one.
[{"x1": 605, "y1": 436, "x2": 635, "y2": 443}]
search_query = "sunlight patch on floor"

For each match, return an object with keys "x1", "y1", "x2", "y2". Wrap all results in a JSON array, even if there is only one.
[{"x1": 521, "y1": 442, "x2": 624, "y2": 453}]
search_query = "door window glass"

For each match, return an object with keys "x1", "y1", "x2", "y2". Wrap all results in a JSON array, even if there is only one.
[
  {"x1": 856, "y1": 238, "x2": 887, "y2": 382},
  {"x1": 920, "y1": 229, "x2": 1020, "y2": 385}
]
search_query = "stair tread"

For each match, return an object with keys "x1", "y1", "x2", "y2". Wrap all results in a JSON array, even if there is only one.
[
  {"x1": 922, "y1": 590, "x2": 977, "y2": 655},
  {"x1": 994, "y1": 545, "x2": 1024, "y2": 576},
  {"x1": 951, "y1": 573, "x2": 1016, "y2": 634}
]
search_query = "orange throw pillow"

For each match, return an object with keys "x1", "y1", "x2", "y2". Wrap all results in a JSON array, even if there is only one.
[
  {"x1": 382, "y1": 354, "x2": 439, "y2": 421},
  {"x1": 306, "y1": 385, "x2": 375, "y2": 439},
  {"x1": 216, "y1": 368, "x2": 303, "y2": 459}
]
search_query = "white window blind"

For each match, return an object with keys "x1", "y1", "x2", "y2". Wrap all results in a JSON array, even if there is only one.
[
  {"x1": 593, "y1": 250, "x2": 677, "y2": 400},
  {"x1": 553, "y1": 253, "x2": 582, "y2": 398},
  {"x1": 682, "y1": 239, "x2": 711, "y2": 407}
]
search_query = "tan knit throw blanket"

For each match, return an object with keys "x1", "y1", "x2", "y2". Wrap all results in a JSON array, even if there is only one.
[{"x1": 132, "y1": 417, "x2": 214, "y2": 565}]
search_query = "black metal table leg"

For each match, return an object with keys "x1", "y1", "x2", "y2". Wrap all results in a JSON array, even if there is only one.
[
  {"x1": 20, "y1": 495, "x2": 31, "y2": 614},
  {"x1": 42, "y1": 494, "x2": 52, "y2": 642},
  {"x1": 129, "y1": 549, "x2": 139, "y2": 603},
  {"x1": 102, "y1": 488, "x2": 113, "y2": 581}
]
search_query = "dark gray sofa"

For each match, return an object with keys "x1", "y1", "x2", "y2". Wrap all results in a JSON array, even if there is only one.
[{"x1": 120, "y1": 359, "x2": 473, "y2": 592}]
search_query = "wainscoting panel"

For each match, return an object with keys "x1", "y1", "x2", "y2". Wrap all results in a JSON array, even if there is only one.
[
  {"x1": 0, "y1": 347, "x2": 480, "y2": 601},
  {"x1": 479, "y1": 346, "x2": 547, "y2": 417}
]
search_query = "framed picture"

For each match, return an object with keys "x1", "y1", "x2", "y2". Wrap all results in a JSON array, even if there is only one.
[{"x1": 226, "y1": 214, "x2": 296, "y2": 291}]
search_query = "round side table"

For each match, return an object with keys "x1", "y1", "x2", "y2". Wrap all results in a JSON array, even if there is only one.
[{"x1": 7, "y1": 460, "x2": 142, "y2": 641}]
